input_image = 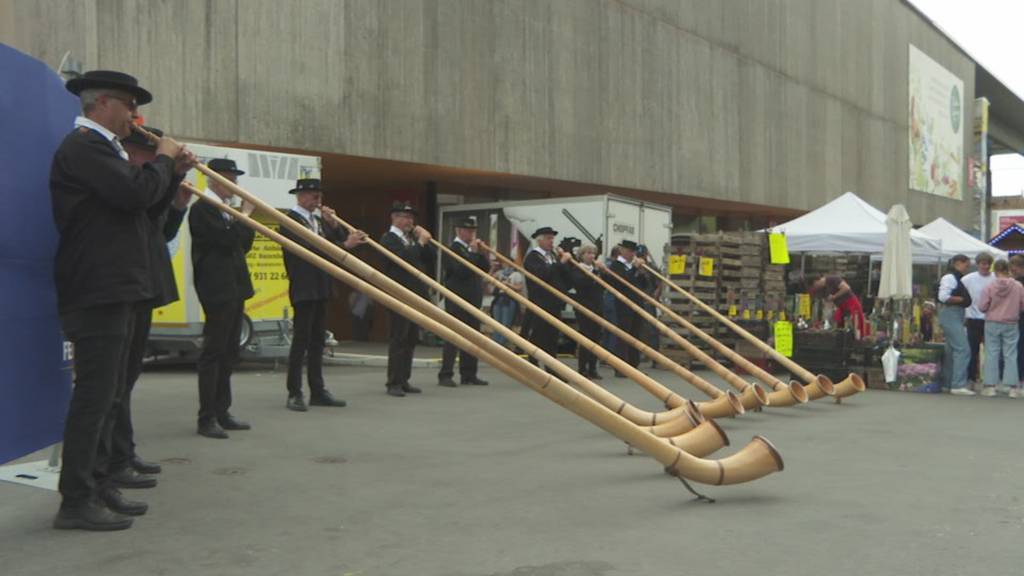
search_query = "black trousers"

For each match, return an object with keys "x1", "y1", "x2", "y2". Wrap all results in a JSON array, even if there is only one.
[
  {"x1": 387, "y1": 310, "x2": 418, "y2": 389},
  {"x1": 439, "y1": 302, "x2": 480, "y2": 381},
  {"x1": 615, "y1": 306, "x2": 642, "y2": 369},
  {"x1": 527, "y1": 305, "x2": 561, "y2": 365},
  {"x1": 58, "y1": 302, "x2": 136, "y2": 508},
  {"x1": 967, "y1": 318, "x2": 985, "y2": 382},
  {"x1": 109, "y1": 305, "x2": 153, "y2": 473},
  {"x1": 197, "y1": 300, "x2": 244, "y2": 423},
  {"x1": 287, "y1": 299, "x2": 327, "y2": 398},
  {"x1": 577, "y1": 313, "x2": 601, "y2": 374}
]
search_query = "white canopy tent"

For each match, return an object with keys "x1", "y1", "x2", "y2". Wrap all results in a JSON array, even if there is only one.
[
  {"x1": 769, "y1": 192, "x2": 944, "y2": 259},
  {"x1": 918, "y1": 217, "x2": 1007, "y2": 260}
]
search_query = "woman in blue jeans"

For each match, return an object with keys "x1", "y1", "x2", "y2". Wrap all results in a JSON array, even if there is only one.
[{"x1": 937, "y1": 254, "x2": 973, "y2": 395}]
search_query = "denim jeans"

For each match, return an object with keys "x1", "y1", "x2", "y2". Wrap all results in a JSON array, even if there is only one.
[
  {"x1": 939, "y1": 306, "x2": 970, "y2": 390},
  {"x1": 984, "y1": 320, "x2": 1019, "y2": 387},
  {"x1": 490, "y1": 299, "x2": 518, "y2": 346}
]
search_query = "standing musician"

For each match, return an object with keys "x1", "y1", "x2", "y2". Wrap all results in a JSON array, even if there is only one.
[
  {"x1": 606, "y1": 239, "x2": 650, "y2": 374},
  {"x1": 189, "y1": 158, "x2": 254, "y2": 439},
  {"x1": 380, "y1": 201, "x2": 435, "y2": 397},
  {"x1": 523, "y1": 227, "x2": 572, "y2": 362},
  {"x1": 437, "y1": 217, "x2": 491, "y2": 387},
  {"x1": 279, "y1": 178, "x2": 367, "y2": 412},
  {"x1": 51, "y1": 70, "x2": 196, "y2": 531},
  {"x1": 569, "y1": 244, "x2": 605, "y2": 379}
]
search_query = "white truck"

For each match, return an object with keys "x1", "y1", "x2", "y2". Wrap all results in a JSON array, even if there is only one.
[{"x1": 147, "y1": 143, "x2": 322, "y2": 361}]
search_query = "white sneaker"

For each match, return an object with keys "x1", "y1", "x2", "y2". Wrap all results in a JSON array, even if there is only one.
[
  {"x1": 981, "y1": 386, "x2": 998, "y2": 397},
  {"x1": 1010, "y1": 388, "x2": 1022, "y2": 399},
  {"x1": 951, "y1": 388, "x2": 977, "y2": 396}
]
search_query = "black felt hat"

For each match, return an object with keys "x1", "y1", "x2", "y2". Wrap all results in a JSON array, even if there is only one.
[
  {"x1": 208, "y1": 158, "x2": 245, "y2": 175},
  {"x1": 390, "y1": 201, "x2": 418, "y2": 216},
  {"x1": 121, "y1": 125, "x2": 163, "y2": 149},
  {"x1": 619, "y1": 239, "x2": 639, "y2": 250},
  {"x1": 289, "y1": 178, "x2": 321, "y2": 194},
  {"x1": 65, "y1": 70, "x2": 153, "y2": 105},
  {"x1": 531, "y1": 226, "x2": 558, "y2": 239},
  {"x1": 454, "y1": 217, "x2": 478, "y2": 229}
]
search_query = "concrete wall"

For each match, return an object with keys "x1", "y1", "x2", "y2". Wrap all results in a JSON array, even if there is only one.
[{"x1": 1, "y1": 0, "x2": 979, "y2": 227}]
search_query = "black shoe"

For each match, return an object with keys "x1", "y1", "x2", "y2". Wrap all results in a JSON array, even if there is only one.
[
  {"x1": 53, "y1": 501, "x2": 133, "y2": 531},
  {"x1": 461, "y1": 377, "x2": 489, "y2": 386},
  {"x1": 402, "y1": 384, "x2": 422, "y2": 394},
  {"x1": 287, "y1": 395, "x2": 309, "y2": 412},
  {"x1": 614, "y1": 372, "x2": 627, "y2": 378},
  {"x1": 197, "y1": 420, "x2": 229, "y2": 439},
  {"x1": 438, "y1": 377, "x2": 457, "y2": 388},
  {"x1": 309, "y1": 390, "x2": 347, "y2": 407},
  {"x1": 386, "y1": 387, "x2": 406, "y2": 397},
  {"x1": 99, "y1": 487, "x2": 148, "y2": 516},
  {"x1": 109, "y1": 467, "x2": 158, "y2": 489},
  {"x1": 130, "y1": 456, "x2": 162, "y2": 475},
  {"x1": 218, "y1": 413, "x2": 251, "y2": 430},
  {"x1": 589, "y1": 371, "x2": 603, "y2": 381}
]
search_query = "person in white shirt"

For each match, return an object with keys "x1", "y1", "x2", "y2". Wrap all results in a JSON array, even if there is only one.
[
  {"x1": 961, "y1": 252, "x2": 995, "y2": 386},
  {"x1": 938, "y1": 254, "x2": 973, "y2": 395}
]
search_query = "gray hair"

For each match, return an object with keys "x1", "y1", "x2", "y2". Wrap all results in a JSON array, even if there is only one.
[
  {"x1": 79, "y1": 88, "x2": 124, "y2": 113},
  {"x1": 578, "y1": 244, "x2": 598, "y2": 257}
]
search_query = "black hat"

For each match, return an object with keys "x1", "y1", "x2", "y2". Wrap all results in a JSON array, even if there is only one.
[
  {"x1": 65, "y1": 70, "x2": 153, "y2": 105},
  {"x1": 121, "y1": 125, "x2": 163, "y2": 149},
  {"x1": 289, "y1": 178, "x2": 321, "y2": 194},
  {"x1": 619, "y1": 239, "x2": 639, "y2": 250},
  {"x1": 531, "y1": 226, "x2": 558, "y2": 239},
  {"x1": 454, "y1": 217, "x2": 478, "y2": 229},
  {"x1": 208, "y1": 158, "x2": 245, "y2": 175},
  {"x1": 390, "y1": 201, "x2": 418, "y2": 216}
]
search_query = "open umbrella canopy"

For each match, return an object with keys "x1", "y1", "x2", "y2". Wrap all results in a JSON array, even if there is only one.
[{"x1": 878, "y1": 204, "x2": 913, "y2": 300}]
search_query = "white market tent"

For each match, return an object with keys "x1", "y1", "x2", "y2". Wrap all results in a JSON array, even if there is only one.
[
  {"x1": 918, "y1": 217, "x2": 1008, "y2": 260},
  {"x1": 770, "y1": 191, "x2": 944, "y2": 259}
]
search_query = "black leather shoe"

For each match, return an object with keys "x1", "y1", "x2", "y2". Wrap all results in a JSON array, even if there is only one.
[
  {"x1": 53, "y1": 501, "x2": 133, "y2": 531},
  {"x1": 402, "y1": 383, "x2": 422, "y2": 394},
  {"x1": 130, "y1": 456, "x2": 162, "y2": 475},
  {"x1": 99, "y1": 487, "x2": 148, "y2": 516},
  {"x1": 438, "y1": 377, "x2": 457, "y2": 388},
  {"x1": 287, "y1": 395, "x2": 309, "y2": 412},
  {"x1": 218, "y1": 413, "x2": 251, "y2": 430},
  {"x1": 197, "y1": 420, "x2": 229, "y2": 439},
  {"x1": 309, "y1": 390, "x2": 347, "y2": 407},
  {"x1": 109, "y1": 467, "x2": 158, "y2": 489},
  {"x1": 386, "y1": 387, "x2": 406, "y2": 397},
  {"x1": 461, "y1": 377, "x2": 489, "y2": 386},
  {"x1": 589, "y1": 371, "x2": 603, "y2": 381}
]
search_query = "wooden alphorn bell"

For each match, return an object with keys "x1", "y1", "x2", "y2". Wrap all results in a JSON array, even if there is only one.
[
  {"x1": 178, "y1": 178, "x2": 784, "y2": 492},
  {"x1": 577, "y1": 260, "x2": 807, "y2": 408},
  {"x1": 638, "y1": 261, "x2": 864, "y2": 402},
  {"x1": 325, "y1": 212, "x2": 726, "y2": 453},
  {"x1": 479, "y1": 243, "x2": 745, "y2": 418}
]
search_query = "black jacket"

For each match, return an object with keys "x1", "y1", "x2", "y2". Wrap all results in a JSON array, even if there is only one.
[
  {"x1": 442, "y1": 239, "x2": 490, "y2": 307},
  {"x1": 380, "y1": 230, "x2": 435, "y2": 300},
  {"x1": 280, "y1": 209, "x2": 349, "y2": 304},
  {"x1": 607, "y1": 259, "x2": 650, "y2": 309},
  {"x1": 188, "y1": 199, "x2": 255, "y2": 308},
  {"x1": 146, "y1": 180, "x2": 187, "y2": 308},
  {"x1": 523, "y1": 249, "x2": 569, "y2": 313},
  {"x1": 569, "y1": 264, "x2": 604, "y2": 314},
  {"x1": 50, "y1": 128, "x2": 177, "y2": 314}
]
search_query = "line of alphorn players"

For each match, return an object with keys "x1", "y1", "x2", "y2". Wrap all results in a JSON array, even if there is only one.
[{"x1": 50, "y1": 70, "x2": 863, "y2": 531}]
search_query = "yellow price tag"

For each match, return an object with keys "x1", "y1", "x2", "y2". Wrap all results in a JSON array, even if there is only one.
[
  {"x1": 766, "y1": 310, "x2": 774, "y2": 320},
  {"x1": 755, "y1": 309, "x2": 764, "y2": 320},
  {"x1": 668, "y1": 254, "x2": 687, "y2": 275},
  {"x1": 798, "y1": 293, "x2": 811, "y2": 318},
  {"x1": 774, "y1": 321, "x2": 793, "y2": 357},
  {"x1": 699, "y1": 257, "x2": 715, "y2": 277},
  {"x1": 768, "y1": 232, "x2": 790, "y2": 265},
  {"x1": 778, "y1": 310, "x2": 786, "y2": 321},
  {"x1": 728, "y1": 305, "x2": 738, "y2": 317},
  {"x1": 913, "y1": 304, "x2": 922, "y2": 327},
  {"x1": 742, "y1": 309, "x2": 751, "y2": 320}
]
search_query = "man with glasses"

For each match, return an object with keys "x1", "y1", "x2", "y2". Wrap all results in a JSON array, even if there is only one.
[{"x1": 51, "y1": 70, "x2": 196, "y2": 530}]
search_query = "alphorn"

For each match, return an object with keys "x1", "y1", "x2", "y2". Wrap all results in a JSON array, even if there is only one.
[
  {"x1": 179, "y1": 179, "x2": 783, "y2": 488},
  {"x1": 578, "y1": 260, "x2": 806, "y2": 408},
  {"x1": 479, "y1": 243, "x2": 747, "y2": 416},
  {"x1": 326, "y1": 212, "x2": 720, "y2": 448},
  {"x1": 637, "y1": 262, "x2": 867, "y2": 401},
  {"x1": 566, "y1": 258, "x2": 772, "y2": 411}
]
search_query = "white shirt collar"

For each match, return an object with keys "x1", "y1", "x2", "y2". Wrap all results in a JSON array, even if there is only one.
[
  {"x1": 205, "y1": 188, "x2": 232, "y2": 221},
  {"x1": 389, "y1": 225, "x2": 408, "y2": 238},
  {"x1": 529, "y1": 246, "x2": 550, "y2": 256},
  {"x1": 292, "y1": 205, "x2": 316, "y2": 223},
  {"x1": 74, "y1": 116, "x2": 128, "y2": 160},
  {"x1": 454, "y1": 237, "x2": 470, "y2": 249},
  {"x1": 617, "y1": 255, "x2": 633, "y2": 270}
]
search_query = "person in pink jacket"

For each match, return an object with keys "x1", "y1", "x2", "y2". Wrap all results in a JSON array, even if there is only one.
[{"x1": 977, "y1": 259, "x2": 1024, "y2": 397}]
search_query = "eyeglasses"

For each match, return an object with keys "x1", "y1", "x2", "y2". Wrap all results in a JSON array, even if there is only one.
[{"x1": 104, "y1": 94, "x2": 138, "y2": 111}]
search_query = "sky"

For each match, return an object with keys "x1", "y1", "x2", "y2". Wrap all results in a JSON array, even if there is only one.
[{"x1": 909, "y1": 0, "x2": 1024, "y2": 196}]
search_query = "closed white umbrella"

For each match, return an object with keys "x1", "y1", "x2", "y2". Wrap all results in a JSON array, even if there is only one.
[{"x1": 878, "y1": 204, "x2": 913, "y2": 300}]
